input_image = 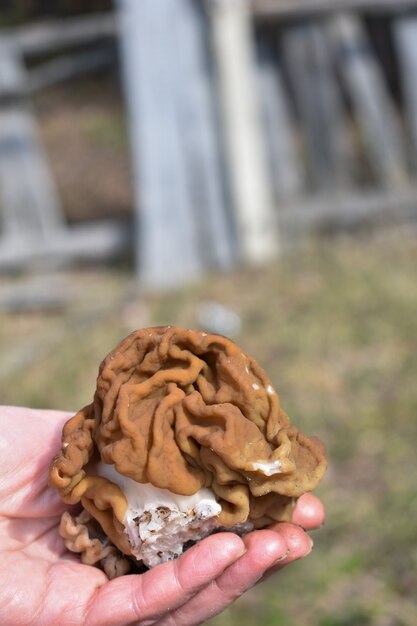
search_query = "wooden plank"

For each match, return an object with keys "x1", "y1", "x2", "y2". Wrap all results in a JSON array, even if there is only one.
[
  {"x1": 207, "y1": 0, "x2": 278, "y2": 264},
  {"x1": 281, "y1": 20, "x2": 349, "y2": 190},
  {"x1": 394, "y1": 16, "x2": 417, "y2": 168},
  {"x1": 329, "y1": 13, "x2": 408, "y2": 188},
  {"x1": 252, "y1": 0, "x2": 417, "y2": 20},
  {"x1": 279, "y1": 188, "x2": 417, "y2": 232},
  {"x1": 256, "y1": 37, "x2": 304, "y2": 199},
  {"x1": 7, "y1": 13, "x2": 116, "y2": 57},
  {"x1": 0, "y1": 43, "x2": 65, "y2": 237},
  {"x1": 0, "y1": 220, "x2": 130, "y2": 272},
  {"x1": 0, "y1": 108, "x2": 66, "y2": 234},
  {"x1": 0, "y1": 113, "x2": 64, "y2": 235},
  {"x1": 28, "y1": 46, "x2": 115, "y2": 92},
  {"x1": 117, "y1": 0, "x2": 203, "y2": 289}
]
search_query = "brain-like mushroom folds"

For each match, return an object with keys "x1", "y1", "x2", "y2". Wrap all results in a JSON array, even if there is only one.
[{"x1": 50, "y1": 326, "x2": 327, "y2": 576}]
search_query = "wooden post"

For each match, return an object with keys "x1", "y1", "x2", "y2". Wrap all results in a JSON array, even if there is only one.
[
  {"x1": 281, "y1": 20, "x2": 350, "y2": 191},
  {"x1": 117, "y1": 0, "x2": 203, "y2": 290},
  {"x1": 393, "y1": 15, "x2": 417, "y2": 169},
  {"x1": 117, "y1": 0, "x2": 236, "y2": 290},
  {"x1": 170, "y1": 0, "x2": 235, "y2": 271},
  {"x1": 256, "y1": 37, "x2": 304, "y2": 200},
  {"x1": 0, "y1": 39, "x2": 64, "y2": 238},
  {"x1": 207, "y1": 0, "x2": 278, "y2": 265},
  {"x1": 329, "y1": 13, "x2": 408, "y2": 189}
]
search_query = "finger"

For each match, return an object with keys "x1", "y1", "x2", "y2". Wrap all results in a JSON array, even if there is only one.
[
  {"x1": 258, "y1": 522, "x2": 314, "y2": 583},
  {"x1": 155, "y1": 529, "x2": 288, "y2": 626},
  {"x1": 84, "y1": 532, "x2": 245, "y2": 626},
  {"x1": 292, "y1": 493, "x2": 325, "y2": 530}
]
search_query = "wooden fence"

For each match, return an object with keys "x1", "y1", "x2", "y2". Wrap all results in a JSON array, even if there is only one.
[
  {"x1": 1, "y1": 3, "x2": 417, "y2": 289},
  {"x1": 0, "y1": 14, "x2": 128, "y2": 272},
  {"x1": 118, "y1": 0, "x2": 417, "y2": 289}
]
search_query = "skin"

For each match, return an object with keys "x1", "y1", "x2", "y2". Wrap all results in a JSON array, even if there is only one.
[{"x1": 0, "y1": 406, "x2": 325, "y2": 626}]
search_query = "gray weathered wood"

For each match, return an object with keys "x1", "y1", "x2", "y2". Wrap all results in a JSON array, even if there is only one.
[
  {"x1": 256, "y1": 38, "x2": 304, "y2": 199},
  {"x1": 8, "y1": 13, "x2": 116, "y2": 57},
  {"x1": 207, "y1": 0, "x2": 278, "y2": 264},
  {"x1": 28, "y1": 46, "x2": 115, "y2": 92},
  {"x1": 170, "y1": 0, "x2": 235, "y2": 271},
  {"x1": 0, "y1": 42, "x2": 64, "y2": 237},
  {"x1": 0, "y1": 220, "x2": 130, "y2": 271},
  {"x1": 0, "y1": 40, "x2": 26, "y2": 99},
  {"x1": 117, "y1": 0, "x2": 203, "y2": 289},
  {"x1": 329, "y1": 13, "x2": 408, "y2": 188},
  {"x1": 252, "y1": 0, "x2": 417, "y2": 19},
  {"x1": 279, "y1": 188, "x2": 417, "y2": 233},
  {"x1": 281, "y1": 20, "x2": 349, "y2": 190},
  {"x1": 394, "y1": 16, "x2": 417, "y2": 169}
]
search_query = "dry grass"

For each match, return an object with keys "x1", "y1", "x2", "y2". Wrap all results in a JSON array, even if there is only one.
[{"x1": 1, "y1": 228, "x2": 416, "y2": 625}]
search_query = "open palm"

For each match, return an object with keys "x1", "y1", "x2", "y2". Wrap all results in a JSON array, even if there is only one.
[{"x1": 0, "y1": 406, "x2": 324, "y2": 626}]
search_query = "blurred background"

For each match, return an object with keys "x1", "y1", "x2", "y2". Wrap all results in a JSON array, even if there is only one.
[{"x1": 1, "y1": 1, "x2": 417, "y2": 624}]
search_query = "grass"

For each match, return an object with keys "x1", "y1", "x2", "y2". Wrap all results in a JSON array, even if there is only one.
[{"x1": 1, "y1": 228, "x2": 416, "y2": 625}]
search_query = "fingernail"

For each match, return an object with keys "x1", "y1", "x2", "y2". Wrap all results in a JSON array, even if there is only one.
[
  {"x1": 274, "y1": 548, "x2": 290, "y2": 564},
  {"x1": 306, "y1": 536, "x2": 314, "y2": 555}
]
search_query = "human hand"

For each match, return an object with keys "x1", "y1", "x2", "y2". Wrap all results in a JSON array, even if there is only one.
[{"x1": 0, "y1": 406, "x2": 325, "y2": 626}]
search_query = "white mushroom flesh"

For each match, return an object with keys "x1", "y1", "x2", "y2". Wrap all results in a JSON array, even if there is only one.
[
  {"x1": 96, "y1": 462, "x2": 223, "y2": 567},
  {"x1": 249, "y1": 459, "x2": 283, "y2": 476}
]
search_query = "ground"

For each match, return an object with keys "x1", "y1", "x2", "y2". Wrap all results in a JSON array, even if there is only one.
[{"x1": 1, "y1": 227, "x2": 416, "y2": 626}]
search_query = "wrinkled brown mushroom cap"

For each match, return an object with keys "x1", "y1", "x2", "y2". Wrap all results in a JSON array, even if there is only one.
[{"x1": 50, "y1": 326, "x2": 327, "y2": 555}]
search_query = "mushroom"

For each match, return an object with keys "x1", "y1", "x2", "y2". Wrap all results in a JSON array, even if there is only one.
[{"x1": 49, "y1": 326, "x2": 327, "y2": 577}]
